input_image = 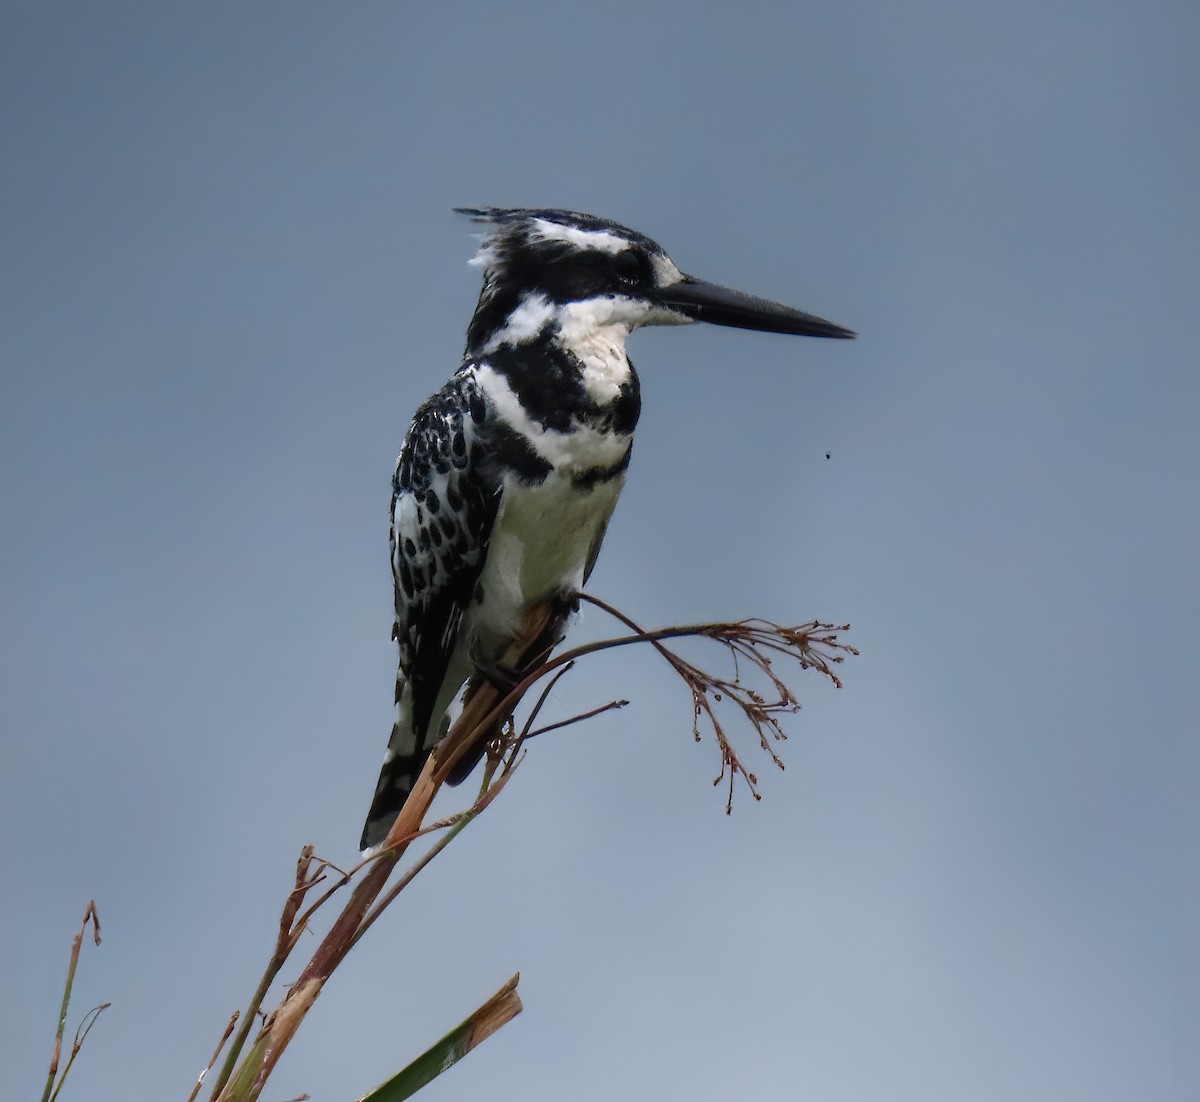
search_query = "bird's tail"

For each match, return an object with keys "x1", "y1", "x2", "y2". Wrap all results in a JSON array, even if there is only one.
[
  {"x1": 359, "y1": 600, "x2": 571, "y2": 851},
  {"x1": 359, "y1": 685, "x2": 445, "y2": 852},
  {"x1": 359, "y1": 675, "x2": 499, "y2": 852}
]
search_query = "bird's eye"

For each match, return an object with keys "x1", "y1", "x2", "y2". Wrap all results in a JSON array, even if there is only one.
[{"x1": 614, "y1": 250, "x2": 644, "y2": 286}]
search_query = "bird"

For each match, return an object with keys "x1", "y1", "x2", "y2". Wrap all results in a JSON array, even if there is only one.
[{"x1": 360, "y1": 207, "x2": 854, "y2": 851}]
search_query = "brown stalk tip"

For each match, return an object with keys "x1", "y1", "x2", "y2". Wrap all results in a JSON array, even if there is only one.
[
  {"x1": 84, "y1": 900, "x2": 102, "y2": 945},
  {"x1": 469, "y1": 974, "x2": 524, "y2": 1049}
]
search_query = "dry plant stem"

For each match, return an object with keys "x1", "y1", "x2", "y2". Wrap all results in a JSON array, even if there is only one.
[
  {"x1": 464, "y1": 619, "x2": 732, "y2": 752},
  {"x1": 216, "y1": 761, "x2": 434, "y2": 1102},
  {"x1": 521, "y1": 698, "x2": 628, "y2": 741},
  {"x1": 573, "y1": 592, "x2": 856, "y2": 808},
  {"x1": 211, "y1": 847, "x2": 343, "y2": 1100},
  {"x1": 49, "y1": 1002, "x2": 111, "y2": 1102},
  {"x1": 423, "y1": 594, "x2": 852, "y2": 814},
  {"x1": 351, "y1": 805, "x2": 475, "y2": 951},
  {"x1": 209, "y1": 955, "x2": 285, "y2": 1099},
  {"x1": 354, "y1": 762, "x2": 523, "y2": 947},
  {"x1": 513, "y1": 660, "x2": 575, "y2": 741},
  {"x1": 41, "y1": 901, "x2": 101, "y2": 1102},
  {"x1": 188, "y1": 1012, "x2": 239, "y2": 1102},
  {"x1": 577, "y1": 592, "x2": 687, "y2": 666},
  {"x1": 211, "y1": 598, "x2": 852, "y2": 1101},
  {"x1": 218, "y1": 609, "x2": 552, "y2": 1102}
]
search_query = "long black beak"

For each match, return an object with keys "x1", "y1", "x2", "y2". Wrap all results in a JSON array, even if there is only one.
[{"x1": 651, "y1": 274, "x2": 855, "y2": 339}]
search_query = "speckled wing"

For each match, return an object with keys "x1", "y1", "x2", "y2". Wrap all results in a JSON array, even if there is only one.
[
  {"x1": 392, "y1": 368, "x2": 498, "y2": 731},
  {"x1": 360, "y1": 367, "x2": 499, "y2": 850}
]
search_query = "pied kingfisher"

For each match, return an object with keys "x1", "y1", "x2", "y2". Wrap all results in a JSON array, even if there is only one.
[{"x1": 360, "y1": 207, "x2": 853, "y2": 850}]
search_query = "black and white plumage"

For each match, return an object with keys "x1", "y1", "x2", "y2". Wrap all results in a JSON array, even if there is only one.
[{"x1": 360, "y1": 208, "x2": 853, "y2": 851}]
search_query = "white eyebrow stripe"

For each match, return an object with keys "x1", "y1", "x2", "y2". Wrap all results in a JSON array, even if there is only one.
[{"x1": 531, "y1": 219, "x2": 629, "y2": 254}]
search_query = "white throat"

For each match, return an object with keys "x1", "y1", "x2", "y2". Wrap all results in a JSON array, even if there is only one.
[
  {"x1": 481, "y1": 293, "x2": 639, "y2": 406},
  {"x1": 553, "y1": 298, "x2": 638, "y2": 405}
]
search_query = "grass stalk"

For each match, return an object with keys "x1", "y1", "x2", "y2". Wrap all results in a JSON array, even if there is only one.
[{"x1": 40, "y1": 902, "x2": 102, "y2": 1102}]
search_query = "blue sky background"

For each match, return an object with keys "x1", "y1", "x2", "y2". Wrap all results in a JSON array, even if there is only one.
[{"x1": 3, "y1": 3, "x2": 1194, "y2": 1099}]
